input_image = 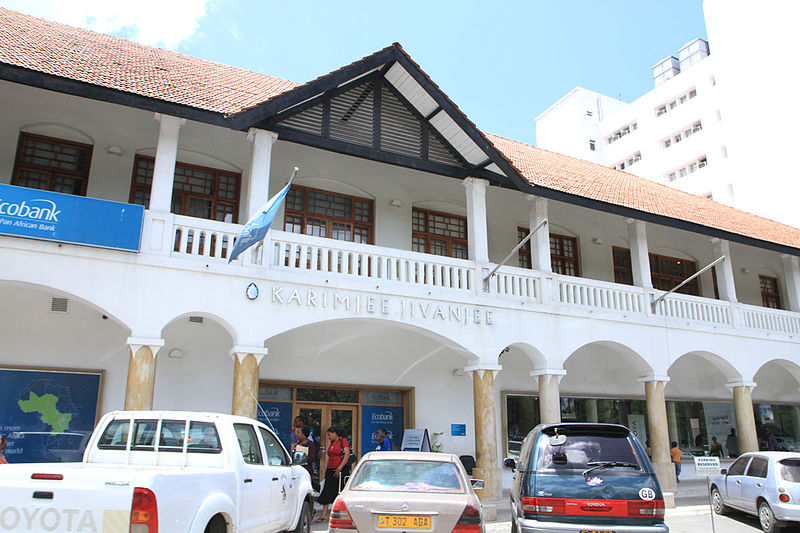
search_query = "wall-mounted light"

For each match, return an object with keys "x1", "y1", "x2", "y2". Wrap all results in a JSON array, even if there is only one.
[
  {"x1": 740, "y1": 268, "x2": 751, "y2": 274},
  {"x1": 168, "y1": 348, "x2": 184, "y2": 358},
  {"x1": 107, "y1": 145, "x2": 123, "y2": 156},
  {"x1": 389, "y1": 199, "x2": 403, "y2": 208},
  {"x1": 591, "y1": 238, "x2": 603, "y2": 245}
]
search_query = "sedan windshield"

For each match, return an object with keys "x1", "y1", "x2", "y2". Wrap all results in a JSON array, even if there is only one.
[{"x1": 350, "y1": 460, "x2": 465, "y2": 493}]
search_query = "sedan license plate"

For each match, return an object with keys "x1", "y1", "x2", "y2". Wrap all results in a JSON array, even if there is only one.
[
  {"x1": 580, "y1": 530, "x2": 614, "y2": 533},
  {"x1": 377, "y1": 515, "x2": 431, "y2": 529}
]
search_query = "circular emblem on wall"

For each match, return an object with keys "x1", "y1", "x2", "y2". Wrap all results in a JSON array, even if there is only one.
[
  {"x1": 639, "y1": 487, "x2": 656, "y2": 501},
  {"x1": 246, "y1": 282, "x2": 259, "y2": 300}
]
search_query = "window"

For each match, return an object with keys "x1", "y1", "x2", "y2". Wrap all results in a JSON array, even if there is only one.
[
  {"x1": 728, "y1": 455, "x2": 750, "y2": 476},
  {"x1": 412, "y1": 208, "x2": 467, "y2": 259},
  {"x1": 606, "y1": 122, "x2": 638, "y2": 144},
  {"x1": 668, "y1": 156, "x2": 708, "y2": 179},
  {"x1": 615, "y1": 151, "x2": 641, "y2": 171},
  {"x1": 746, "y1": 456, "x2": 769, "y2": 478},
  {"x1": 586, "y1": 110, "x2": 593, "y2": 117},
  {"x1": 283, "y1": 185, "x2": 374, "y2": 244},
  {"x1": 518, "y1": 229, "x2": 579, "y2": 276},
  {"x1": 259, "y1": 427, "x2": 289, "y2": 466},
  {"x1": 129, "y1": 155, "x2": 241, "y2": 222},
  {"x1": 12, "y1": 133, "x2": 93, "y2": 196},
  {"x1": 589, "y1": 140, "x2": 596, "y2": 151},
  {"x1": 760, "y1": 275, "x2": 782, "y2": 309},
  {"x1": 234, "y1": 423, "x2": 264, "y2": 465},
  {"x1": 613, "y1": 248, "x2": 699, "y2": 295},
  {"x1": 655, "y1": 89, "x2": 697, "y2": 118}
]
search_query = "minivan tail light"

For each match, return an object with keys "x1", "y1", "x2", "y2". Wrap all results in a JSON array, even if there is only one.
[
  {"x1": 31, "y1": 473, "x2": 63, "y2": 480},
  {"x1": 329, "y1": 498, "x2": 356, "y2": 530},
  {"x1": 452, "y1": 502, "x2": 481, "y2": 533},
  {"x1": 521, "y1": 497, "x2": 565, "y2": 515},
  {"x1": 627, "y1": 500, "x2": 665, "y2": 517},
  {"x1": 130, "y1": 487, "x2": 158, "y2": 533}
]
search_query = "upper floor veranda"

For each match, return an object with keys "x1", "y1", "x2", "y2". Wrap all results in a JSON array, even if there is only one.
[{"x1": 3, "y1": 72, "x2": 800, "y2": 359}]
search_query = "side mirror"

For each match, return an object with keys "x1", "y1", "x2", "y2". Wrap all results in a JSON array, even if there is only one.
[
  {"x1": 292, "y1": 451, "x2": 308, "y2": 465},
  {"x1": 720, "y1": 468, "x2": 727, "y2": 475},
  {"x1": 471, "y1": 479, "x2": 484, "y2": 490},
  {"x1": 503, "y1": 457, "x2": 516, "y2": 470}
]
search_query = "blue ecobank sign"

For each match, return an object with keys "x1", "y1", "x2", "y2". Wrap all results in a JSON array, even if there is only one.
[
  {"x1": 0, "y1": 183, "x2": 144, "y2": 251},
  {"x1": 361, "y1": 405, "x2": 404, "y2": 455}
]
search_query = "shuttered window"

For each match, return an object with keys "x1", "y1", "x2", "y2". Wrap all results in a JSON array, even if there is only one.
[{"x1": 760, "y1": 275, "x2": 781, "y2": 309}]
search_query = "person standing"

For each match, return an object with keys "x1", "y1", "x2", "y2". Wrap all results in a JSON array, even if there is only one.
[
  {"x1": 709, "y1": 436, "x2": 723, "y2": 457},
  {"x1": 725, "y1": 427, "x2": 739, "y2": 457},
  {"x1": 294, "y1": 425, "x2": 317, "y2": 486},
  {"x1": 670, "y1": 442, "x2": 682, "y2": 482},
  {"x1": 375, "y1": 428, "x2": 391, "y2": 451},
  {"x1": 316, "y1": 427, "x2": 351, "y2": 522}
]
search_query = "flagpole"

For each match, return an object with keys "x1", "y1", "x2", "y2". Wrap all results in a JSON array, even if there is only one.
[{"x1": 483, "y1": 218, "x2": 548, "y2": 288}]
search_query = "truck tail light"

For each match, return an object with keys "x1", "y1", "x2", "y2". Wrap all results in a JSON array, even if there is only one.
[
  {"x1": 329, "y1": 498, "x2": 356, "y2": 530},
  {"x1": 521, "y1": 497, "x2": 566, "y2": 516},
  {"x1": 627, "y1": 500, "x2": 665, "y2": 517},
  {"x1": 130, "y1": 487, "x2": 158, "y2": 533},
  {"x1": 452, "y1": 501, "x2": 482, "y2": 533}
]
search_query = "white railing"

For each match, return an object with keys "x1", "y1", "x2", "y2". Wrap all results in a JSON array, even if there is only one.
[
  {"x1": 653, "y1": 292, "x2": 732, "y2": 327},
  {"x1": 268, "y1": 230, "x2": 473, "y2": 291},
  {"x1": 739, "y1": 303, "x2": 800, "y2": 334},
  {"x1": 557, "y1": 275, "x2": 645, "y2": 314},
  {"x1": 149, "y1": 214, "x2": 800, "y2": 338},
  {"x1": 484, "y1": 265, "x2": 541, "y2": 302},
  {"x1": 171, "y1": 215, "x2": 241, "y2": 261}
]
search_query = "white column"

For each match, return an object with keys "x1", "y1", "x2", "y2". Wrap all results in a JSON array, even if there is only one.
[
  {"x1": 711, "y1": 238, "x2": 738, "y2": 302},
  {"x1": 464, "y1": 177, "x2": 489, "y2": 263},
  {"x1": 531, "y1": 368, "x2": 566, "y2": 424},
  {"x1": 527, "y1": 196, "x2": 551, "y2": 272},
  {"x1": 625, "y1": 218, "x2": 652, "y2": 289},
  {"x1": 781, "y1": 254, "x2": 800, "y2": 312},
  {"x1": 150, "y1": 114, "x2": 185, "y2": 213},
  {"x1": 246, "y1": 129, "x2": 279, "y2": 220}
]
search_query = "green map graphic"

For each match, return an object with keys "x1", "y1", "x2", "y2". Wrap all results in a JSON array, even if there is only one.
[{"x1": 18, "y1": 391, "x2": 73, "y2": 434}]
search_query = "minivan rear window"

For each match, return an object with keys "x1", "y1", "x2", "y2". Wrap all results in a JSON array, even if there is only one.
[
  {"x1": 536, "y1": 432, "x2": 641, "y2": 472},
  {"x1": 779, "y1": 459, "x2": 800, "y2": 482}
]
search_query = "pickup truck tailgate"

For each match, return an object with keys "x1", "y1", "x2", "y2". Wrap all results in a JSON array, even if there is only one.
[{"x1": 0, "y1": 463, "x2": 135, "y2": 532}]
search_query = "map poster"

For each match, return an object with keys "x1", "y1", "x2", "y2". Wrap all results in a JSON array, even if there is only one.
[{"x1": 0, "y1": 366, "x2": 103, "y2": 463}]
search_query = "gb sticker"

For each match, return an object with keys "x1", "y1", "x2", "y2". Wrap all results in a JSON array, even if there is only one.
[{"x1": 639, "y1": 487, "x2": 656, "y2": 500}]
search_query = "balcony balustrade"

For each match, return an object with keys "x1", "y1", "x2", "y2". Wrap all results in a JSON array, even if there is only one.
[{"x1": 99, "y1": 211, "x2": 800, "y2": 340}]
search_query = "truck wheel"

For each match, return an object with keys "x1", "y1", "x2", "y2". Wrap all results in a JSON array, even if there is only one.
[
  {"x1": 205, "y1": 514, "x2": 227, "y2": 533},
  {"x1": 291, "y1": 501, "x2": 312, "y2": 533}
]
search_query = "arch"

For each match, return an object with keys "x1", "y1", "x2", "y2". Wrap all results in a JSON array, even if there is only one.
[
  {"x1": 160, "y1": 310, "x2": 239, "y2": 346},
  {"x1": 294, "y1": 176, "x2": 376, "y2": 200},
  {"x1": 548, "y1": 222, "x2": 578, "y2": 238},
  {"x1": 133, "y1": 147, "x2": 243, "y2": 173},
  {"x1": 561, "y1": 340, "x2": 653, "y2": 397},
  {"x1": 412, "y1": 200, "x2": 466, "y2": 217},
  {"x1": 0, "y1": 279, "x2": 131, "y2": 332},
  {"x1": 753, "y1": 358, "x2": 800, "y2": 403},
  {"x1": 667, "y1": 350, "x2": 742, "y2": 400},
  {"x1": 20, "y1": 122, "x2": 95, "y2": 145},
  {"x1": 501, "y1": 342, "x2": 548, "y2": 370}
]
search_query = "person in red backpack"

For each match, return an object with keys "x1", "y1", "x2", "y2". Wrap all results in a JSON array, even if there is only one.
[{"x1": 316, "y1": 427, "x2": 351, "y2": 522}]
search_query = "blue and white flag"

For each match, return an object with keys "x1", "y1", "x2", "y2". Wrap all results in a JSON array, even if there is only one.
[{"x1": 228, "y1": 167, "x2": 298, "y2": 263}]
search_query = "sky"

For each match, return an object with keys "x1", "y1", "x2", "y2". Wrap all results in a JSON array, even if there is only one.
[{"x1": 0, "y1": 0, "x2": 708, "y2": 147}]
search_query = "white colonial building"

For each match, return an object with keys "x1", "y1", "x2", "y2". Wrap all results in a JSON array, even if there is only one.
[
  {"x1": 2, "y1": 7, "x2": 800, "y2": 510},
  {"x1": 536, "y1": 0, "x2": 800, "y2": 229}
]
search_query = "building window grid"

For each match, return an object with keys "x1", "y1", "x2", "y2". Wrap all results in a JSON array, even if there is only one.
[
  {"x1": 760, "y1": 275, "x2": 782, "y2": 309},
  {"x1": 12, "y1": 133, "x2": 93, "y2": 196},
  {"x1": 518, "y1": 228, "x2": 579, "y2": 276},
  {"x1": 412, "y1": 208, "x2": 468, "y2": 259},
  {"x1": 615, "y1": 151, "x2": 642, "y2": 171},
  {"x1": 666, "y1": 155, "x2": 708, "y2": 182},
  {"x1": 129, "y1": 155, "x2": 241, "y2": 222},
  {"x1": 606, "y1": 122, "x2": 638, "y2": 144},
  {"x1": 655, "y1": 88, "x2": 697, "y2": 117},
  {"x1": 613, "y1": 247, "x2": 699, "y2": 296},
  {"x1": 663, "y1": 121, "x2": 703, "y2": 148},
  {"x1": 283, "y1": 185, "x2": 374, "y2": 244}
]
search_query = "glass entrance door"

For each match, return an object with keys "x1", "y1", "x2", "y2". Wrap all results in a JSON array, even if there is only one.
[{"x1": 296, "y1": 404, "x2": 357, "y2": 482}]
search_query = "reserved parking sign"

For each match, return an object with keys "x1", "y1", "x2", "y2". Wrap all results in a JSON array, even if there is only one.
[{"x1": 694, "y1": 456, "x2": 721, "y2": 476}]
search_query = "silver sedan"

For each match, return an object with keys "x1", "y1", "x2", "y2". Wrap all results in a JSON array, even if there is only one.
[
  {"x1": 710, "y1": 451, "x2": 800, "y2": 532},
  {"x1": 328, "y1": 451, "x2": 484, "y2": 533}
]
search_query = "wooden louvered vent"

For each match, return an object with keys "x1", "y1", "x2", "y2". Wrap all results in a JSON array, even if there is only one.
[{"x1": 275, "y1": 75, "x2": 465, "y2": 170}]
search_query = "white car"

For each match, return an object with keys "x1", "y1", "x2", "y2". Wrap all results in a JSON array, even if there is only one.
[{"x1": 711, "y1": 451, "x2": 800, "y2": 532}]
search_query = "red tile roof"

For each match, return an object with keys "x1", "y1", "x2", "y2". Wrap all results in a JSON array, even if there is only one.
[
  {"x1": 487, "y1": 133, "x2": 800, "y2": 248},
  {"x1": 1, "y1": 7, "x2": 798, "y2": 250},
  {"x1": 0, "y1": 7, "x2": 298, "y2": 115}
]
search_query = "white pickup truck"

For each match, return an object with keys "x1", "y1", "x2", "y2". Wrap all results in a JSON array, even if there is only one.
[{"x1": 0, "y1": 410, "x2": 314, "y2": 533}]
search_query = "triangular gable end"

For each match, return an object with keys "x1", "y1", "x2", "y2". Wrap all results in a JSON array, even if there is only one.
[
  {"x1": 266, "y1": 72, "x2": 469, "y2": 176},
  {"x1": 238, "y1": 44, "x2": 528, "y2": 189}
]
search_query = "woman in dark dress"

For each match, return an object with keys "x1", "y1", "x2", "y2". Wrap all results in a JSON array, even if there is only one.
[{"x1": 316, "y1": 427, "x2": 351, "y2": 522}]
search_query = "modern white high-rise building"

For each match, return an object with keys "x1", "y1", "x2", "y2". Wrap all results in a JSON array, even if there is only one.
[{"x1": 536, "y1": 0, "x2": 800, "y2": 228}]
